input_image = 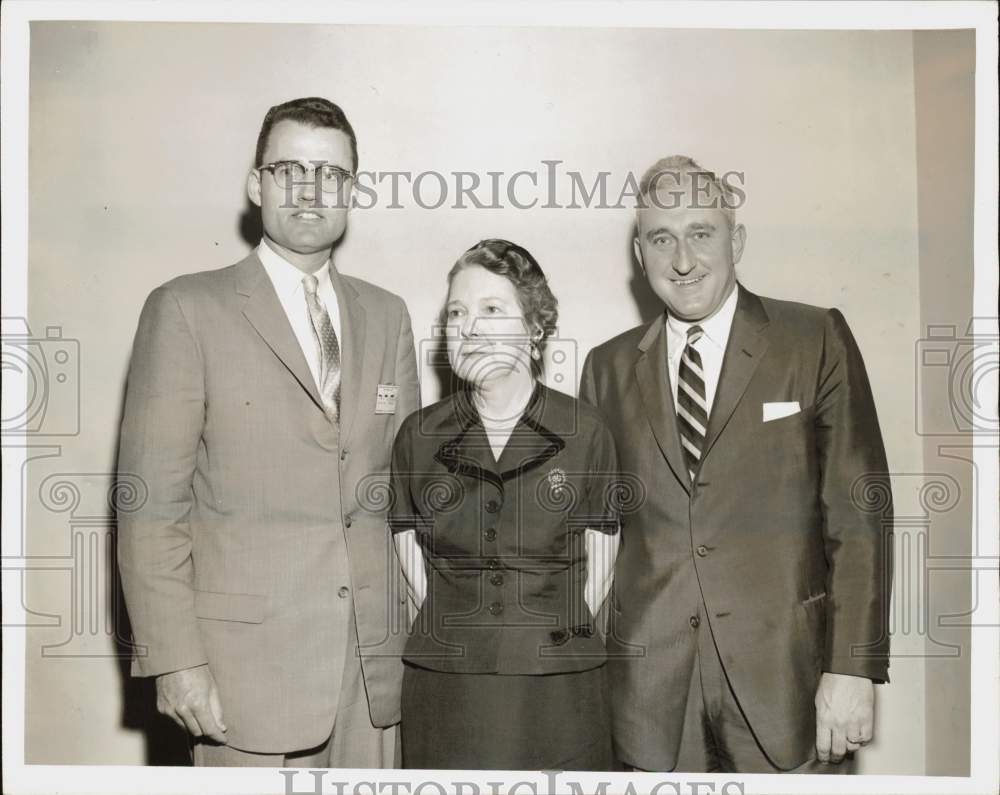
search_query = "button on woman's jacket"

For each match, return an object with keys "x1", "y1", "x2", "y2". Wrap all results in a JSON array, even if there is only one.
[{"x1": 389, "y1": 384, "x2": 620, "y2": 675}]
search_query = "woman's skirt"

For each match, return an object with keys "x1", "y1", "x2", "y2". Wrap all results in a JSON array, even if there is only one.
[{"x1": 400, "y1": 662, "x2": 614, "y2": 770}]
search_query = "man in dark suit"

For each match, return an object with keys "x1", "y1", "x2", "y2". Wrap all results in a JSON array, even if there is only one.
[
  {"x1": 117, "y1": 97, "x2": 419, "y2": 766},
  {"x1": 579, "y1": 156, "x2": 892, "y2": 773}
]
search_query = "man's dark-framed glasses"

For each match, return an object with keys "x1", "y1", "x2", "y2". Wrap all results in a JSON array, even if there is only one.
[{"x1": 259, "y1": 160, "x2": 355, "y2": 192}]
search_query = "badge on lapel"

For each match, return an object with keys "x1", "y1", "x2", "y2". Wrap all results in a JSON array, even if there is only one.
[
  {"x1": 546, "y1": 467, "x2": 567, "y2": 495},
  {"x1": 375, "y1": 384, "x2": 399, "y2": 415}
]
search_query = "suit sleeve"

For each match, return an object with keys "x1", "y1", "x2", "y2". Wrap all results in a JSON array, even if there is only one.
[
  {"x1": 579, "y1": 349, "x2": 598, "y2": 407},
  {"x1": 816, "y1": 308, "x2": 892, "y2": 682},
  {"x1": 387, "y1": 415, "x2": 431, "y2": 535},
  {"x1": 575, "y1": 417, "x2": 622, "y2": 534},
  {"x1": 393, "y1": 299, "x2": 420, "y2": 435},
  {"x1": 117, "y1": 285, "x2": 208, "y2": 678}
]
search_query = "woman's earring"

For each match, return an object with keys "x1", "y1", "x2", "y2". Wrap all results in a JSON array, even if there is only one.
[{"x1": 530, "y1": 340, "x2": 542, "y2": 361}]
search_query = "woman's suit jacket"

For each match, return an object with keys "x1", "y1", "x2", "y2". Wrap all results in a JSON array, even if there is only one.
[{"x1": 388, "y1": 384, "x2": 620, "y2": 674}]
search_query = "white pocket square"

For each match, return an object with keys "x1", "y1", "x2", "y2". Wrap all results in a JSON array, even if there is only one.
[{"x1": 763, "y1": 401, "x2": 801, "y2": 422}]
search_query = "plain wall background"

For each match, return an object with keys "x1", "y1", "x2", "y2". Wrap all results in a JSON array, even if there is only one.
[
  {"x1": 913, "y1": 29, "x2": 976, "y2": 776},
  {"x1": 20, "y1": 22, "x2": 972, "y2": 773}
]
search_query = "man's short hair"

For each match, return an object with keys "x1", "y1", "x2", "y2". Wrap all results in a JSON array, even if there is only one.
[
  {"x1": 637, "y1": 155, "x2": 738, "y2": 229},
  {"x1": 254, "y1": 97, "x2": 359, "y2": 172}
]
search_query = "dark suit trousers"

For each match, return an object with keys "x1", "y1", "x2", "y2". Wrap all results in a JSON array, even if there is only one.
[{"x1": 660, "y1": 606, "x2": 854, "y2": 774}]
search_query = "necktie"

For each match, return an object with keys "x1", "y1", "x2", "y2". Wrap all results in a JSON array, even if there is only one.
[
  {"x1": 676, "y1": 325, "x2": 708, "y2": 483},
  {"x1": 303, "y1": 273, "x2": 341, "y2": 423}
]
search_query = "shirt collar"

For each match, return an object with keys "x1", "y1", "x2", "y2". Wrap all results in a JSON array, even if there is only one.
[
  {"x1": 446, "y1": 380, "x2": 548, "y2": 437},
  {"x1": 433, "y1": 381, "x2": 566, "y2": 485},
  {"x1": 665, "y1": 282, "x2": 739, "y2": 352},
  {"x1": 256, "y1": 239, "x2": 331, "y2": 300}
]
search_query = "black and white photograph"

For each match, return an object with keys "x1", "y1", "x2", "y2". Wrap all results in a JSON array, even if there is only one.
[{"x1": 2, "y1": 2, "x2": 997, "y2": 794}]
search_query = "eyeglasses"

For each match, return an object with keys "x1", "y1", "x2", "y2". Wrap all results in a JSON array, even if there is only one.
[{"x1": 258, "y1": 160, "x2": 355, "y2": 192}]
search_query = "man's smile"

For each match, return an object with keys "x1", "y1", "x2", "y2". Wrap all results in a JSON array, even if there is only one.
[{"x1": 671, "y1": 274, "x2": 707, "y2": 287}]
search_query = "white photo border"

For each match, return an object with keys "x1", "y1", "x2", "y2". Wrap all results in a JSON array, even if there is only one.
[{"x1": 2, "y1": 2, "x2": 997, "y2": 794}]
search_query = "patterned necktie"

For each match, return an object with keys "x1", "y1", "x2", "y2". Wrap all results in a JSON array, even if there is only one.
[
  {"x1": 302, "y1": 273, "x2": 341, "y2": 423},
  {"x1": 676, "y1": 325, "x2": 708, "y2": 483}
]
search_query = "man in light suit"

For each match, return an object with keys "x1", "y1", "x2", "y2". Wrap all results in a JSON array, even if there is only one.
[
  {"x1": 580, "y1": 156, "x2": 892, "y2": 773},
  {"x1": 117, "y1": 97, "x2": 419, "y2": 767}
]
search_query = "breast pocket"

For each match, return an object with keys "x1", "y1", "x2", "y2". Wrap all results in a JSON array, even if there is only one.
[
  {"x1": 762, "y1": 403, "x2": 815, "y2": 430},
  {"x1": 759, "y1": 404, "x2": 817, "y2": 476}
]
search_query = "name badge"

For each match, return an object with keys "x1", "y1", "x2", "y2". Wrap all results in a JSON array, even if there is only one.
[{"x1": 375, "y1": 384, "x2": 399, "y2": 415}]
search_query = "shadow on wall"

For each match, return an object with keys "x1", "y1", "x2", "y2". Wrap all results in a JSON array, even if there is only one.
[
  {"x1": 113, "y1": 587, "x2": 192, "y2": 764},
  {"x1": 112, "y1": 366, "x2": 191, "y2": 766},
  {"x1": 238, "y1": 195, "x2": 263, "y2": 250}
]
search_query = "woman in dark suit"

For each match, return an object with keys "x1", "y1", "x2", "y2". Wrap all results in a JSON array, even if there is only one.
[{"x1": 389, "y1": 239, "x2": 621, "y2": 770}]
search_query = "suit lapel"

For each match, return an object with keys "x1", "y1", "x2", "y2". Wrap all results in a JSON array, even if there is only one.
[
  {"x1": 236, "y1": 254, "x2": 325, "y2": 413},
  {"x1": 701, "y1": 286, "x2": 770, "y2": 461},
  {"x1": 330, "y1": 265, "x2": 366, "y2": 444},
  {"x1": 433, "y1": 391, "x2": 503, "y2": 491},
  {"x1": 634, "y1": 317, "x2": 690, "y2": 492},
  {"x1": 498, "y1": 385, "x2": 565, "y2": 482},
  {"x1": 433, "y1": 384, "x2": 565, "y2": 490}
]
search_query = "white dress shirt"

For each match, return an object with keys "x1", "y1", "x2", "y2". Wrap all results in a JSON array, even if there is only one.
[
  {"x1": 257, "y1": 240, "x2": 342, "y2": 390},
  {"x1": 665, "y1": 284, "x2": 739, "y2": 416}
]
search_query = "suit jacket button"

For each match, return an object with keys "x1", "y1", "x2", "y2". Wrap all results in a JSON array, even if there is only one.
[
  {"x1": 550, "y1": 629, "x2": 568, "y2": 644},
  {"x1": 484, "y1": 528, "x2": 497, "y2": 541},
  {"x1": 344, "y1": 515, "x2": 353, "y2": 528},
  {"x1": 338, "y1": 586, "x2": 350, "y2": 598},
  {"x1": 340, "y1": 450, "x2": 348, "y2": 460},
  {"x1": 485, "y1": 499, "x2": 501, "y2": 513},
  {"x1": 696, "y1": 545, "x2": 709, "y2": 557},
  {"x1": 689, "y1": 615, "x2": 700, "y2": 629},
  {"x1": 489, "y1": 601, "x2": 504, "y2": 616},
  {"x1": 488, "y1": 558, "x2": 501, "y2": 570},
  {"x1": 490, "y1": 573, "x2": 504, "y2": 587}
]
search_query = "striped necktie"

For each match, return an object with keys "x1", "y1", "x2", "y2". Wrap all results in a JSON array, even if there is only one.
[
  {"x1": 302, "y1": 273, "x2": 341, "y2": 423},
  {"x1": 676, "y1": 325, "x2": 708, "y2": 483}
]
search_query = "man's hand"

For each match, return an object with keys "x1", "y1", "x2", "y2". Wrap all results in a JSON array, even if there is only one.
[
  {"x1": 815, "y1": 671, "x2": 874, "y2": 763},
  {"x1": 156, "y1": 663, "x2": 227, "y2": 743}
]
